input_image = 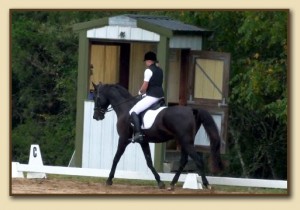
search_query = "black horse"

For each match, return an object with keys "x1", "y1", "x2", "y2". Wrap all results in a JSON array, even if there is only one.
[{"x1": 92, "y1": 83, "x2": 224, "y2": 190}]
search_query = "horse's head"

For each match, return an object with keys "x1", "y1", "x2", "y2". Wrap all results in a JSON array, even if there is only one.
[{"x1": 92, "y1": 82, "x2": 110, "y2": 121}]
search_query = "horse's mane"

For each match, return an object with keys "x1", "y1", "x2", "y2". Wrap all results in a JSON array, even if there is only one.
[{"x1": 104, "y1": 84, "x2": 133, "y2": 99}]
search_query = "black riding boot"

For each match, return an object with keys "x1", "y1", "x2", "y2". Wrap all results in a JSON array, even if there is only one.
[{"x1": 130, "y1": 112, "x2": 144, "y2": 143}]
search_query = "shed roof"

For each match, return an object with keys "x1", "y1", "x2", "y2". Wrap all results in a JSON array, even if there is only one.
[
  {"x1": 124, "y1": 14, "x2": 212, "y2": 35},
  {"x1": 73, "y1": 14, "x2": 213, "y2": 37}
]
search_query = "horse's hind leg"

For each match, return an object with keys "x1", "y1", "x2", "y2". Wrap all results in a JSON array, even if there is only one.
[
  {"x1": 184, "y1": 144, "x2": 210, "y2": 188},
  {"x1": 140, "y1": 142, "x2": 165, "y2": 189},
  {"x1": 169, "y1": 149, "x2": 188, "y2": 190}
]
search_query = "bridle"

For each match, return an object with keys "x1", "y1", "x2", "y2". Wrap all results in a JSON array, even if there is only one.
[
  {"x1": 93, "y1": 106, "x2": 110, "y2": 114},
  {"x1": 94, "y1": 94, "x2": 140, "y2": 114}
]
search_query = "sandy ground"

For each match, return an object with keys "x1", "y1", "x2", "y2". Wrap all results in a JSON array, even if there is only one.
[
  {"x1": 11, "y1": 178, "x2": 239, "y2": 195},
  {"x1": 11, "y1": 178, "x2": 288, "y2": 196}
]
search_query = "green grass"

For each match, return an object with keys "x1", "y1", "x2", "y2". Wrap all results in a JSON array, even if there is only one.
[{"x1": 211, "y1": 185, "x2": 287, "y2": 194}]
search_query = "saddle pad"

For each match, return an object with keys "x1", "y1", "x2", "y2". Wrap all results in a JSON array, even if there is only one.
[{"x1": 141, "y1": 107, "x2": 166, "y2": 130}]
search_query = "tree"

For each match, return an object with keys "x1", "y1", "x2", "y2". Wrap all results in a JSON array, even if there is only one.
[
  {"x1": 229, "y1": 11, "x2": 287, "y2": 179},
  {"x1": 12, "y1": 11, "x2": 102, "y2": 165}
]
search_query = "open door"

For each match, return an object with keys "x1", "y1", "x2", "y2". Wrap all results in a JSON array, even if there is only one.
[
  {"x1": 188, "y1": 51, "x2": 230, "y2": 154},
  {"x1": 89, "y1": 43, "x2": 130, "y2": 96},
  {"x1": 89, "y1": 44, "x2": 120, "y2": 88}
]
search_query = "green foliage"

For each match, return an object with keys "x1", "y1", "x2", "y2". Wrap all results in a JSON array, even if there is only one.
[
  {"x1": 225, "y1": 11, "x2": 287, "y2": 179},
  {"x1": 11, "y1": 11, "x2": 101, "y2": 165}
]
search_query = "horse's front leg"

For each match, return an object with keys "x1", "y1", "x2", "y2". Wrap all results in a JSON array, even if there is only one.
[
  {"x1": 140, "y1": 142, "x2": 165, "y2": 189},
  {"x1": 106, "y1": 138, "x2": 129, "y2": 186}
]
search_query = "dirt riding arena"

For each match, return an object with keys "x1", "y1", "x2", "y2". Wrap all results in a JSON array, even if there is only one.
[
  {"x1": 11, "y1": 177, "x2": 287, "y2": 195},
  {"x1": 11, "y1": 178, "x2": 219, "y2": 195}
]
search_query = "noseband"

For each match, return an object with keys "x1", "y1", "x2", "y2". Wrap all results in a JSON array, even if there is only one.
[{"x1": 94, "y1": 106, "x2": 113, "y2": 113}]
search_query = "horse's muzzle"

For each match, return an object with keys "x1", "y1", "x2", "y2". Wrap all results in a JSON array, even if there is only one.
[{"x1": 93, "y1": 113, "x2": 105, "y2": 121}]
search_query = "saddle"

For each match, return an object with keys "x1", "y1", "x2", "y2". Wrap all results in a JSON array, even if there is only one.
[
  {"x1": 129, "y1": 98, "x2": 166, "y2": 143},
  {"x1": 139, "y1": 98, "x2": 166, "y2": 122}
]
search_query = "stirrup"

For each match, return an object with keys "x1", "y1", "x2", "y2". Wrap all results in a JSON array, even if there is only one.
[{"x1": 129, "y1": 134, "x2": 144, "y2": 143}]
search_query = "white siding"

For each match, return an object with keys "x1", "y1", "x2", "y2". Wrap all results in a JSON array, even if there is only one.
[
  {"x1": 87, "y1": 27, "x2": 203, "y2": 50},
  {"x1": 87, "y1": 26, "x2": 160, "y2": 42},
  {"x1": 194, "y1": 113, "x2": 222, "y2": 146},
  {"x1": 170, "y1": 35, "x2": 203, "y2": 50},
  {"x1": 82, "y1": 101, "x2": 155, "y2": 173}
]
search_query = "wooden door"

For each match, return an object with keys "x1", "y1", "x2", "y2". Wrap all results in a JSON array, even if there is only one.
[
  {"x1": 188, "y1": 51, "x2": 230, "y2": 153},
  {"x1": 167, "y1": 49, "x2": 181, "y2": 104},
  {"x1": 89, "y1": 44, "x2": 120, "y2": 90},
  {"x1": 129, "y1": 43, "x2": 156, "y2": 95}
]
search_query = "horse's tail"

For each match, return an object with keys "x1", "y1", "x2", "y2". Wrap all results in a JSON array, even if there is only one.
[{"x1": 193, "y1": 108, "x2": 224, "y2": 173}]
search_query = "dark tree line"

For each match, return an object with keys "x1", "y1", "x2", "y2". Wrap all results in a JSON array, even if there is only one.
[{"x1": 11, "y1": 11, "x2": 288, "y2": 179}]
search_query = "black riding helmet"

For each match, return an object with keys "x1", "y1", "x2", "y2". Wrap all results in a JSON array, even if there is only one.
[{"x1": 144, "y1": 51, "x2": 157, "y2": 62}]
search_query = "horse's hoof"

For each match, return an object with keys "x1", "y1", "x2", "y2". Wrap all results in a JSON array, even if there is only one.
[
  {"x1": 203, "y1": 184, "x2": 212, "y2": 190},
  {"x1": 158, "y1": 181, "x2": 165, "y2": 189},
  {"x1": 106, "y1": 179, "x2": 113, "y2": 186},
  {"x1": 167, "y1": 185, "x2": 175, "y2": 191}
]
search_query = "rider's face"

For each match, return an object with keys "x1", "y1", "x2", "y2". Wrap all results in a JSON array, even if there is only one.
[{"x1": 145, "y1": 60, "x2": 154, "y2": 67}]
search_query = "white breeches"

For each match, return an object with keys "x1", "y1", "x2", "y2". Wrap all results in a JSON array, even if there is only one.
[{"x1": 129, "y1": 95, "x2": 161, "y2": 115}]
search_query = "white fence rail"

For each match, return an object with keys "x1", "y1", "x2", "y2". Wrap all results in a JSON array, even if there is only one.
[
  {"x1": 12, "y1": 145, "x2": 287, "y2": 190},
  {"x1": 12, "y1": 161, "x2": 287, "y2": 189}
]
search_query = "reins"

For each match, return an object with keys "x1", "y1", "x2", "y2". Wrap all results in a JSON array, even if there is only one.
[{"x1": 94, "y1": 94, "x2": 140, "y2": 113}]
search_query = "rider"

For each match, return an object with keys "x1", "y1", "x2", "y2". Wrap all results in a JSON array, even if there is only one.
[{"x1": 129, "y1": 51, "x2": 165, "y2": 143}]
